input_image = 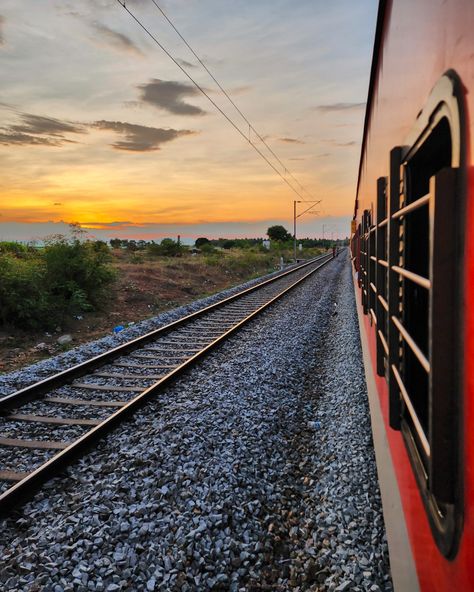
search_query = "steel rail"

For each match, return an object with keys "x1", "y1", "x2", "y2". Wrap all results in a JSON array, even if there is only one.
[
  {"x1": 0, "y1": 253, "x2": 334, "y2": 514},
  {"x1": 0, "y1": 254, "x2": 329, "y2": 410}
]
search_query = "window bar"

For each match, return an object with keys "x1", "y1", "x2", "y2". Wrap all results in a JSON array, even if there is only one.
[
  {"x1": 378, "y1": 329, "x2": 389, "y2": 356},
  {"x1": 377, "y1": 294, "x2": 388, "y2": 311},
  {"x1": 362, "y1": 211, "x2": 369, "y2": 314},
  {"x1": 391, "y1": 266, "x2": 431, "y2": 290},
  {"x1": 429, "y1": 168, "x2": 458, "y2": 504},
  {"x1": 369, "y1": 214, "x2": 377, "y2": 318},
  {"x1": 367, "y1": 211, "x2": 372, "y2": 315},
  {"x1": 388, "y1": 147, "x2": 404, "y2": 429},
  {"x1": 391, "y1": 364, "x2": 431, "y2": 458},
  {"x1": 375, "y1": 177, "x2": 388, "y2": 376},
  {"x1": 392, "y1": 193, "x2": 430, "y2": 219},
  {"x1": 391, "y1": 315, "x2": 430, "y2": 373},
  {"x1": 370, "y1": 309, "x2": 377, "y2": 326}
]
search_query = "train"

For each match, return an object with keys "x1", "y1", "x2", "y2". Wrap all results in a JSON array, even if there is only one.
[{"x1": 350, "y1": 0, "x2": 474, "y2": 590}]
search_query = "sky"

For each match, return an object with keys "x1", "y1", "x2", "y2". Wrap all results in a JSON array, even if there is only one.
[{"x1": 0, "y1": 0, "x2": 378, "y2": 242}]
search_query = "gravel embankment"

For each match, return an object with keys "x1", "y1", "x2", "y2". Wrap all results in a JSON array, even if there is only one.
[{"x1": 0, "y1": 252, "x2": 392, "y2": 591}]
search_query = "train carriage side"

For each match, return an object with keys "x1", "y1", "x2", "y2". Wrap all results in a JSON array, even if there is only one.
[{"x1": 352, "y1": 0, "x2": 474, "y2": 590}]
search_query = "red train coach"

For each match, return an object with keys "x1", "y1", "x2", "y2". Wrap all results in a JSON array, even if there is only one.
[{"x1": 351, "y1": 0, "x2": 474, "y2": 589}]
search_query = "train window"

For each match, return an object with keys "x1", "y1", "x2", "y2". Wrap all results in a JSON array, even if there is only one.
[
  {"x1": 360, "y1": 211, "x2": 371, "y2": 314},
  {"x1": 387, "y1": 72, "x2": 465, "y2": 557},
  {"x1": 368, "y1": 209, "x2": 377, "y2": 325},
  {"x1": 375, "y1": 177, "x2": 388, "y2": 377}
]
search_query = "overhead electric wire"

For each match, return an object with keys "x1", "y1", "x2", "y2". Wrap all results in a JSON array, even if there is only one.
[
  {"x1": 147, "y1": 0, "x2": 318, "y2": 203},
  {"x1": 115, "y1": 0, "x2": 316, "y2": 204}
]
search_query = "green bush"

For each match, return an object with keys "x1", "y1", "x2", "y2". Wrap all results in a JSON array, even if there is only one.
[
  {"x1": 0, "y1": 239, "x2": 115, "y2": 330},
  {"x1": 199, "y1": 242, "x2": 216, "y2": 254},
  {"x1": 147, "y1": 238, "x2": 184, "y2": 257},
  {"x1": 0, "y1": 241, "x2": 34, "y2": 257},
  {"x1": 0, "y1": 253, "x2": 50, "y2": 330},
  {"x1": 44, "y1": 240, "x2": 114, "y2": 317},
  {"x1": 204, "y1": 253, "x2": 222, "y2": 266}
]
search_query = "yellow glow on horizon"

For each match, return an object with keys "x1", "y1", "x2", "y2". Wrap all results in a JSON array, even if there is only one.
[{"x1": 2, "y1": 184, "x2": 353, "y2": 226}]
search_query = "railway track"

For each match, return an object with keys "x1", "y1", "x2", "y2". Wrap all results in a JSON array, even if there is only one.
[{"x1": 0, "y1": 253, "x2": 334, "y2": 513}]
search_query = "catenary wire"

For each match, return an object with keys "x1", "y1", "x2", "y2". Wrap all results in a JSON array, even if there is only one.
[
  {"x1": 147, "y1": 0, "x2": 319, "y2": 203},
  {"x1": 115, "y1": 0, "x2": 312, "y2": 203}
]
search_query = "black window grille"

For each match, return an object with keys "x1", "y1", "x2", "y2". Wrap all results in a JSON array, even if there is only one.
[
  {"x1": 375, "y1": 177, "x2": 389, "y2": 377},
  {"x1": 386, "y1": 72, "x2": 465, "y2": 557}
]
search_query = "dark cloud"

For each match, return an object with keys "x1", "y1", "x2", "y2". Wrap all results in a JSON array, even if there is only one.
[
  {"x1": 138, "y1": 79, "x2": 206, "y2": 116},
  {"x1": 0, "y1": 112, "x2": 85, "y2": 146},
  {"x1": 11, "y1": 113, "x2": 85, "y2": 136},
  {"x1": 91, "y1": 22, "x2": 144, "y2": 56},
  {"x1": 177, "y1": 58, "x2": 197, "y2": 69},
  {"x1": 279, "y1": 137, "x2": 304, "y2": 144},
  {"x1": 0, "y1": 15, "x2": 5, "y2": 46},
  {"x1": 313, "y1": 102, "x2": 365, "y2": 113},
  {"x1": 92, "y1": 120, "x2": 196, "y2": 152},
  {"x1": 80, "y1": 221, "x2": 134, "y2": 227},
  {"x1": 0, "y1": 132, "x2": 62, "y2": 147}
]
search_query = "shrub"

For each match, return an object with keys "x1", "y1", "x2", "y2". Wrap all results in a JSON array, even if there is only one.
[
  {"x1": 147, "y1": 239, "x2": 184, "y2": 257},
  {"x1": 0, "y1": 239, "x2": 115, "y2": 330},
  {"x1": 44, "y1": 240, "x2": 115, "y2": 319},
  {"x1": 195, "y1": 237, "x2": 210, "y2": 248},
  {"x1": 204, "y1": 253, "x2": 222, "y2": 266},
  {"x1": 199, "y1": 242, "x2": 216, "y2": 254},
  {"x1": 0, "y1": 253, "x2": 50, "y2": 330},
  {"x1": 0, "y1": 241, "x2": 33, "y2": 257}
]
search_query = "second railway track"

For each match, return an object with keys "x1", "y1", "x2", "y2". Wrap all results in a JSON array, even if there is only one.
[{"x1": 0, "y1": 253, "x2": 334, "y2": 513}]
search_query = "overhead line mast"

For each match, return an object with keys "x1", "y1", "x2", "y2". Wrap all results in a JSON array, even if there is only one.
[{"x1": 115, "y1": 0, "x2": 320, "y2": 205}]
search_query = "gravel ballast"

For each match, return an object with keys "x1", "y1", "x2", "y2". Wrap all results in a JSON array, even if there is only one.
[
  {"x1": 0, "y1": 252, "x2": 392, "y2": 591},
  {"x1": 0, "y1": 261, "x2": 311, "y2": 397}
]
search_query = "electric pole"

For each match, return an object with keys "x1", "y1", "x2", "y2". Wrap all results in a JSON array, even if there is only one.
[{"x1": 293, "y1": 200, "x2": 321, "y2": 263}]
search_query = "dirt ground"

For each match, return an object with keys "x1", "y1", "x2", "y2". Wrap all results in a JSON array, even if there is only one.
[{"x1": 0, "y1": 254, "x2": 282, "y2": 374}]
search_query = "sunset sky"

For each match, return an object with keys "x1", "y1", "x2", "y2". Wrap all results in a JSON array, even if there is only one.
[{"x1": 0, "y1": 0, "x2": 378, "y2": 242}]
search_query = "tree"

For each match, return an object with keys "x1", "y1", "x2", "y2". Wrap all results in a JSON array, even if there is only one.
[
  {"x1": 195, "y1": 237, "x2": 210, "y2": 248},
  {"x1": 199, "y1": 242, "x2": 215, "y2": 253},
  {"x1": 110, "y1": 238, "x2": 122, "y2": 249},
  {"x1": 159, "y1": 238, "x2": 183, "y2": 257},
  {"x1": 267, "y1": 225, "x2": 291, "y2": 242},
  {"x1": 222, "y1": 240, "x2": 236, "y2": 249}
]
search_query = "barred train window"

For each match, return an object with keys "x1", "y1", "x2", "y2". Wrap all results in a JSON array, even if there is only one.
[
  {"x1": 375, "y1": 177, "x2": 388, "y2": 377},
  {"x1": 387, "y1": 72, "x2": 464, "y2": 557}
]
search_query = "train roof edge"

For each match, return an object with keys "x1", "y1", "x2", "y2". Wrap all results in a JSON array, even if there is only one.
[{"x1": 354, "y1": 0, "x2": 389, "y2": 221}]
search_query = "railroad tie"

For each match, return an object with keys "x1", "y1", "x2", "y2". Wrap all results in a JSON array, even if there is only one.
[
  {"x1": 93, "y1": 372, "x2": 163, "y2": 380},
  {"x1": 0, "y1": 470, "x2": 31, "y2": 482},
  {"x1": 44, "y1": 397, "x2": 126, "y2": 408},
  {"x1": 130, "y1": 354, "x2": 186, "y2": 361},
  {"x1": 143, "y1": 347, "x2": 202, "y2": 354},
  {"x1": 111, "y1": 362, "x2": 177, "y2": 370},
  {"x1": 0, "y1": 437, "x2": 69, "y2": 450},
  {"x1": 71, "y1": 382, "x2": 144, "y2": 393},
  {"x1": 6, "y1": 414, "x2": 100, "y2": 427}
]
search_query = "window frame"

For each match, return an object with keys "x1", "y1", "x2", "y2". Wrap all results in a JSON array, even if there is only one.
[{"x1": 386, "y1": 71, "x2": 466, "y2": 557}]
